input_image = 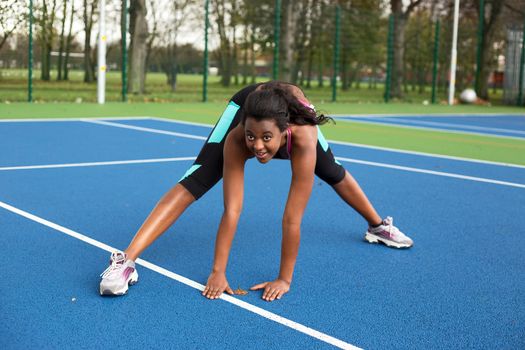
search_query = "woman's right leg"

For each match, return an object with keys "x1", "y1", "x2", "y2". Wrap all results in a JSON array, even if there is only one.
[
  {"x1": 100, "y1": 89, "x2": 253, "y2": 295},
  {"x1": 125, "y1": 183, "x2": 195, "y2": 261},
  {"x1": 124, "y1": 98, "x2": 245, "y2": 260},
  {"x1": 99, "y1": 184, "x2": 195, "y2": 295}
]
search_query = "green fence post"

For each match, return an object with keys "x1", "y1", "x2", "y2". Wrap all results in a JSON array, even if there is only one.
[
  {"x1": 384, "y1": 14, "x2": 394, "y2": 103},
  {"x1": 475, "y1": 0, "x2": 484, "y2": 93},
  {"x1": 121, "y1": 0, "x2": 128, "y2": 102},
  {"x1": 28, "y1": 0, "x2": 33, "y2": 103},
  {"x1": 273, "y1": 0, "x2": 281, "y2": 81},
  {"x1": 518, "y1": 19, "x2": 525, "y2": 106},
  {"x1": 203, "y1": 0, "x2": 209, "y2": 102},
  {"x1": 431, "y1": 19, "x2": 440, "y2": 104},
  {"x1": 332, "y1": 5, "x2": 341, "y2": 102}
]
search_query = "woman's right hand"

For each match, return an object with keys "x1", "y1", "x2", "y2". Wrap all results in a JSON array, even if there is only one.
[{"x1": 202, "y1": 271, "x2": 234, "y2": 299}]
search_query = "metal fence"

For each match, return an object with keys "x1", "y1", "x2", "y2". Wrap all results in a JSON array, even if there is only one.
[
  {"x1": 0, "y1": 0, "x2": 523, "y2": 105},
  {"x1": 504, "y1": 27, "x2": 525, "y2": 106}
]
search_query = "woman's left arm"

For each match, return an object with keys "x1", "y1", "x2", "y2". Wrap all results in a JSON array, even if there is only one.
[{"x1": 251, "y1": 126, "x2": 317, "y2": 301}]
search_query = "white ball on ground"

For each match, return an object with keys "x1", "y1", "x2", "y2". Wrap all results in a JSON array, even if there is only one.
[{"x1": 459, "y1": 89, "x2": 477, "y2": 104}]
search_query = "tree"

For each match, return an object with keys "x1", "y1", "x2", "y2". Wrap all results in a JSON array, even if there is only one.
[
  {"x1": 289, "y1": 0, "x2": 310, "y2": 84},
  {"x1": 389, "y1": 0, "x2": 424, "y2": 99},
  {"x1": 151, "y1": 0, "x2": 195, "y2": 92},
  {"x1": 63, "y1": 0, "x2": 76, "y2": 80},
  {"x1": 340, "y1": 0, "x2": 384, "y2": 90},
  {"x1": 36, "y1": 0, "x2": 59, "y2": 81},
  {"x1": 213, "y1": 0, "x2": 234, "y2": 86},
  {"x1": 243, "y1": 0, "x2": 273, "y2": 83},
  {"x1": 57, "y1": 0, "x2": 68, "y2": 80},
  {"x1": 128, "y1": 0, "x2": 149, "y2": 94},
  {"x1": 279, "y1": 0, "x2": 299, "y2": 82},
  {"x1": 36, "y1": 0, "x2": 57, "y2": 81},
  {"x1": 471, "y1": 0, "x2": 505, "y2": 100},
  {"x1": 0, "y1": 0, "x2": 25, "y2": 52},
  {"x1": 83, "y1": 0, "x2": 98, "y2": 83},
  {"x1": 404, "y1": 6, "x2": 434, "y2": 93}
]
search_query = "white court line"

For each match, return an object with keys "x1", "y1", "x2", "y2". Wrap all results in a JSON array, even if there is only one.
[
  {"x1": 81, "y1": 119, "x2": 207, "y2": 141},
  {"x1": 332, "y1": 118, "x2": 525, "y2": 141},
  {"x1": 2, "y1": 116, "x2": 524, "y2": 169},
  {"x1": 127, "y1": 118, "x2": 525, "y2": 170},
  {"x1": 148, "y1": 116, "x2": 218, "y2": 128},
  {"x1": 0, "y1": 200, "x2": 360, "y2": 350},
  {"x1": 2, "y1": 154, "x2": 524, "y2": 189},
  {"x1": 0, "y1": 157, "x2": 196, "y2": 171},
  {"x1": 336, "y1": 116, "x2": 525, "y2": 135},
  {"x1": 336, "y1": 157, "x2": 525, "y2": 189},
  {"x1": 327, "y1": 140, "x2": 525, "y2": 169},
  {"x1": 147, "y1": 117, "x2": 525, "y2": 169}
]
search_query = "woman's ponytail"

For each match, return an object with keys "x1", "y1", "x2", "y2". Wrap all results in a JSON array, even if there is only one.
[{"x1": 242, "y1": 81, "x2": 333, "y2": 131}]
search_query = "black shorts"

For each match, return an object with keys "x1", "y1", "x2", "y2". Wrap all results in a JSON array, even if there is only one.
[{"x1": 179, "y1": 84, "x2": 346, "y2": 199}]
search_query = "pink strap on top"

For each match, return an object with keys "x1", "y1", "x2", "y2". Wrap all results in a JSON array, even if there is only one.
[
  {"x1": 286, "y1": 98, "x2": 313, "y2": 158},
  {"x1": 286, "y1": 127, "x2": 292, "y2": 157}
]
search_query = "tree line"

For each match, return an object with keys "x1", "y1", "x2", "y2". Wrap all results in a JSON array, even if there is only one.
[{"x1": 0, "y1": 0, "x2": 523, "y2": 100}]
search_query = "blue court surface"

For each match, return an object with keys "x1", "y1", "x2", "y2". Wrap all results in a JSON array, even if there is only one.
[
  {"x1": 1, "y1": 117, "x2": 524, "y2": 349},
  {"x1": 334, "y1": 114, "x2": 525, "y2": 139}
]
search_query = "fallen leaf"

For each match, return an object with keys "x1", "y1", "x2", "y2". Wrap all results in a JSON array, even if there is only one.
[{"x1": 233, "y1": 288, "x2": 248, "y2": 296}]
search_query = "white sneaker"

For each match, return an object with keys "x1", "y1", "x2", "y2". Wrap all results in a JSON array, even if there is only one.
[
  {"x1": 365, "y1": 216, "x2": 413, "y2": 249},
  {"x1": 99, "y1": 251, "x2": 138, "y2": 296}
]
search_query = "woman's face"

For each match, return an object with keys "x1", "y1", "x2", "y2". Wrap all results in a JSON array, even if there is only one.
[{"x1": 244, "y1": 117, "x2": 286, "y2": 163}]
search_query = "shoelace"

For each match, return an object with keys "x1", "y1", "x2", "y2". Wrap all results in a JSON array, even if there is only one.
[
  {"x1": 382, "y1": 216, "x2": 398, "y2": 239},
  {"x1": 100, "y1": 251, "x2": 126, "y2": 278}
]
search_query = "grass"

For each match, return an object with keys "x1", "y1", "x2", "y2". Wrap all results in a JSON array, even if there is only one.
[
  {"x1": 1, "y1": 69, "x2": 524, "y2": 166},
  {"x1": 1, "y1": 69, "x2": 524, "y2": 109},
  {"x1": 1, "y1": 101, "x2": 524, "y2": 166},
  {"x1": 322, "y1": 120, "x2": 525, "y2": 165}
]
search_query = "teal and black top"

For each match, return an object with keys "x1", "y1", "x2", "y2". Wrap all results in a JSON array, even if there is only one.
[{"x1": 179, "y1": 83, "x2": 344, "y2": 200}]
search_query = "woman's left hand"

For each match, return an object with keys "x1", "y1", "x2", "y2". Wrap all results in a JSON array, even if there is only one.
[{"x1": 250, "y1": 279, "x2": 290, "y2": 302}]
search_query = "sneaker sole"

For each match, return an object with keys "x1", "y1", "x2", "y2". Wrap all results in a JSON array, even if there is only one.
[
  {"x1": 100, "y1": 270, "x2": 139, "y2": 296},
  {"x1": 365, "y1": 232, "x2": 413, "y2": 249}
]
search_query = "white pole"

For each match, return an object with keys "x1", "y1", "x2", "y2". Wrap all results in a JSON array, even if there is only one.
[
  {"x1": 97, "y1": 0, "x2": 106, "y2": 104},
  {"x1": 448, "y1": 0, "x2": 460, "y2": 105}
]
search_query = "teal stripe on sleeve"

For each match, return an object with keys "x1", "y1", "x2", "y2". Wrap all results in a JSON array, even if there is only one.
[
  {"x1": 317, "y1": 126, "x2": 329, "y2": 151},
  {"x1": 208, "y1": 101, "x2": 240, "y2": 143},
  {"x1": 179, "y1": 164, "x2": 201, "y2": 182}
]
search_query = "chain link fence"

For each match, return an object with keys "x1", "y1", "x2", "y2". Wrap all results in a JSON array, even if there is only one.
[{"x1": 0, "y1": 0, "x2": 523, "y2": 105}]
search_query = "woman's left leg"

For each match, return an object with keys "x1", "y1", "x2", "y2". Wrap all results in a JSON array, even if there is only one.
[
  {"x1": 313, "y1": 128, "x2": 381, "y2": 225},
  {"x1": 314, "y1": 128, "x2": 413, "y2": 248},
  {"x1": 332, "y1": 170, "x2": 382, "y2": 226}
]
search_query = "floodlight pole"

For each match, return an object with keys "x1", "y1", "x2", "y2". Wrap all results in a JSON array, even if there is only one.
[
  {"x1": 474, "y1": 0, "x2": 484, "y2": 93},
  {"x1": 431, "y1": 19, "x2": 440, "y2": 104},
  {"x1": 97, "y1": 0, "x2": 107, "y2": 104},
  {"x1": 384, "y1": 14, "x2": 394, "y2": 103},
  {"x1": 121, "y1": 0, "x2": 128, "y2": 102},
  {"x1": 203, "y1": 0, "x2": 209, "y2": 102},
  {"x1": 28, "y1": 0, "x2": 34, "y2": 103},
  {"x1": 273, "y1": 0, "x2": 281, "y2": 81},
  {"x1": 518, "y1": 17, "x2": 525, "y2": 106},
  {"x1": 332, "y1": 5, "x2": 341, "y2": 102},
  {"x1": 448, "y1": 0, "x2": 460, "y2": 105}
]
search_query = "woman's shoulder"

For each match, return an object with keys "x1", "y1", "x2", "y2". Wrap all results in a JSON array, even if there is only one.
[{"x1": 290, "y1": 123, "x2": 318, "y2": 148}]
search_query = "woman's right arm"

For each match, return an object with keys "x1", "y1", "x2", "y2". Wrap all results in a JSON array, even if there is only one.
[{"x1": 202, "y1": 126, "x2": 247, "y2": 299}]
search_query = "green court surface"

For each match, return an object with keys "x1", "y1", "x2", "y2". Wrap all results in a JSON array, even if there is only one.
[{"x1": 1, "y1": 102, "x2": 524, "y2": 166}]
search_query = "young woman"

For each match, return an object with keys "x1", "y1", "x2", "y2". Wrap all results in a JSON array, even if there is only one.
[{"x1": 99, "y1": 82, "x2": 413, "y2": 300}]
